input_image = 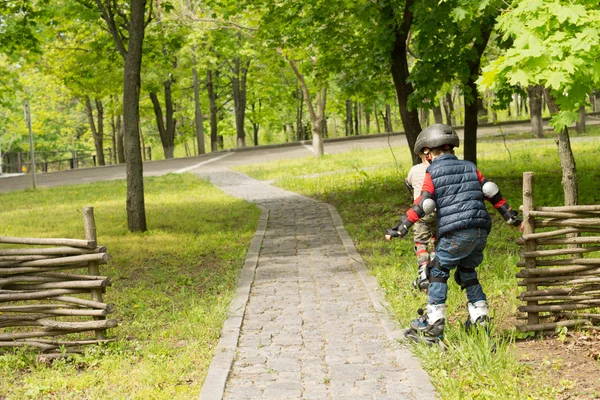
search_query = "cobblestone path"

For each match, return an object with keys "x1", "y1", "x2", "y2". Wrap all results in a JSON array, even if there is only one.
[{"x1": 198, "y1": 169, "x2": 436, "y2": 400}]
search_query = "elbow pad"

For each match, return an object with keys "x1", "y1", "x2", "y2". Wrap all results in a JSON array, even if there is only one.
[{"x1": 482, "y1": 180, "x2": 503, "y2": 205}]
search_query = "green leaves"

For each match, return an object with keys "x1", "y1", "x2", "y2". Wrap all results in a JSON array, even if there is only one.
[{"x1": 480, "y1": 0, "x2": 600, "y2": 113}]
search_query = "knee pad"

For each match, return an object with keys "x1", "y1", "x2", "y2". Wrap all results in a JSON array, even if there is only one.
[
  {"x1": 455, "y1": 267, "x2": 479, "y2": 290},
  {"x1": 426, "y1": 259, "x2": 449, "y2": 284}
]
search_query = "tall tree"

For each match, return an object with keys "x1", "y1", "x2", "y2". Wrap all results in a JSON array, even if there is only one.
[
  {"x1": 480, "y1": 0, "x2": 600, "y2": 205},
  {"x1": 96, "y1": 0, "x2": 151, "y2": 231}
]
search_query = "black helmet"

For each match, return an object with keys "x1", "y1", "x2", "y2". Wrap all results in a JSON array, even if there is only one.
[{"x1": 413, "y1": 124, "x2": 460, "y2": 155}]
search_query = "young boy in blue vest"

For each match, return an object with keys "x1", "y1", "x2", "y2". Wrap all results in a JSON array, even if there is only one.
[{"x1": 386, "y1": 124, "x2": 524, "y2": 345}]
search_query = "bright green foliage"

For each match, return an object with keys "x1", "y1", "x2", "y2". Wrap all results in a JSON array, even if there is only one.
[
  {"x1": 410, "y1": 0, "x2": 501, "y2": 109},
  {"x1": 480, "y1": 0, "x2": 600, "y2": 129}
]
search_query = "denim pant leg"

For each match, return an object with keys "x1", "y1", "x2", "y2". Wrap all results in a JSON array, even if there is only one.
[
  {"x1": 428, "y1": 229, "x2": 486, "y2": 305},
  {"x1": 458, "y1": 230, "x2": 488, "y2": 304}
]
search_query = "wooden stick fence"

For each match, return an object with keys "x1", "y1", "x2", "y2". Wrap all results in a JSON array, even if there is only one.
[
  {"x1": 516, "y1": 172, "x2": 600, "y2": 332},
  {"x1": 0, "y1": 207, "x2": 117, "y2": 359}
]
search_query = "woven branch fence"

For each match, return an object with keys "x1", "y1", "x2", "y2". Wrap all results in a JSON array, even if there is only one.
[
  {"x1": 516, "y1": 172, "x2": 600, "y2": 333},
  {"x1": 0, "y1": 207, "x2": 117, "y2": 361}
]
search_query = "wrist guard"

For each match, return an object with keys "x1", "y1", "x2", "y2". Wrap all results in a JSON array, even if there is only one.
[
  {"x1": 500, "y1": 206, "x2": 523, "y2": 227},
  {"x1": 391, "y1": 216, "x2": 413, "y2": 239}
]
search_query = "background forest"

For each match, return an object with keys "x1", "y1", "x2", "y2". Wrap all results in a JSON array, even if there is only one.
[{"x1": 1, "y1": 0, "x2": 598, "y2": 172}]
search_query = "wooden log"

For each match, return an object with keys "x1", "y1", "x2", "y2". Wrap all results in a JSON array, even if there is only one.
[
  {"x1": 519, "y1": 286, "x2": 600, "y2": 297},
  {"x1": 518, "y1": 258, "x2": 600, "y2": 267},
  {"x1": 521, "y1": 227, "x2": 600, "y2": 241},
  {"x1": 519, "y1": 246, "x2": 600, "y2": 258},
  {"x1": 0, "y1": 264, "x2": 89, "y2": 275},
  {"x1": 516, "y1": 265, "x2": 600, "y2": 277},
  {"x1": 518, "y1": 294, "x2": 600, "y2": 302},
  {"x1": 0, "y1": 327, "x2": 102, "y2": 340},
  {"x1": 38, "y1": 272, "x2": 108, "y2": 281},
  {"x1": 0, "y1": 288, "x2": 86, "y2": 302},
  {"x1": 39, "y1": 318, "x2": 117, "y2": 331},
  {"x1": 22, "y1": 338, "x2": 116, "y2": 346},
  {"x1": 517, "y1": 319, "x2": 590, "y2": 332},
  {"x1": 0, "y1": 341, "x2": 57, "y2": 350},
  {"x1": 0, "y1": 314, "x2": 48, "y2": 328},
  {"x1": 3, "y1": 278, "x2": 110, "y2": 291},
  {"x1": 33, "y1": 308, "x2": 109, "y2": 317},
  {"x1": 0, "y1": 255, "x2": 55, "y2": 262},
  {"x1": 0, "y1": 306, "x2": 107, "y2": 317},
  {"x1": 558, "y1": 312, "x2": 600, "y2": 321},
  {"x1": 83, "y1": 206, "x2": 105, "y2": 341},
  {"x1": 0, "y1": 246, "x2": 106, "y2": 256},
  {"x1": 535, "y1": 236, "x2": 600, "y2": 246},
  {"x1": 0, "y1": 236, "x2": 96, "y2": 248},
  {"x1": 535, "y1": 218, "x2": 600, "y2": 228},
  {"x1": 535, "y1": 205, "x2": 600, "y2": 212},
  {"x1": 0, "y1": 304, "x2": 78, "y2": 312},
  {"x1": 518, "y1": 303, "x2": 599, "y2": 312},
  {"x1": 52, "y1": 296, "x2": 110, "y2": 310},
  {"x1": 528, "y1": 210, "x2": 600, "y2": 218},
  {"x1": 518, "y1": 277, "x2": 600, "y2": 285},
  {"x1": 0, "y1": 276, "x2": 64, "y2": 286},
  {"x1": 522, "y1": 172, "x2": 539, "y2": 326},
  {"x1": 0, "y1": 253, "x2": 109, "y2": 268}
]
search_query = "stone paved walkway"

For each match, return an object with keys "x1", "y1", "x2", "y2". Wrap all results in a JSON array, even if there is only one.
[{"x1": 198, "y1": 168, "x2": 436, "y2": 400}]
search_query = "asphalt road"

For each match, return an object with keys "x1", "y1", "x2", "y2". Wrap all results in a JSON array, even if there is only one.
[{"x1": 1, "y1": 117, "x2": 598, "y2": 193}]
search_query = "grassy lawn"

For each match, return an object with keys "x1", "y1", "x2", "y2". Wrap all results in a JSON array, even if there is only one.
[
  {"x1": 0, "y1": 173, "x2": 260, "y2": 399},
  {"x1": 235, "y1": 129, "x2": 600, "y2": 399}
]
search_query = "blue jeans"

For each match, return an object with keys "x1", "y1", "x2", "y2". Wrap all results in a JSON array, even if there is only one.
[{"x1": 428, "y1": 228, "x2": 488, "y2": 305}]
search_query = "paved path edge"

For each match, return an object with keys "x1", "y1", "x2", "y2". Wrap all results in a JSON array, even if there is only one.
[
  {"x1": 326, "y1": 204, "x2": 438, "y2": 400},
  {"x1": 199, "y1": 206, "x2": 269, "y2": 400}
]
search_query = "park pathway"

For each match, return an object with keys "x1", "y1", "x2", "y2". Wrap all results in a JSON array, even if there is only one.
[{"x1": 197, "y1": 168, "x2": 436, "y2": 400}]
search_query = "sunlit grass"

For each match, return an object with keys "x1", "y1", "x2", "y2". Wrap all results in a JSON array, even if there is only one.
[{"x1": 0, "y1": 173, "x2": 260, "y2": 399}]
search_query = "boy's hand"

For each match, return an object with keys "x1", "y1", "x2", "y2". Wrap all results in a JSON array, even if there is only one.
[
  {"x1": 385, "y1": 228, "x2": 401, "y2": 240},
  {"x1": 516, "y1": 222, "x2": 525, "y2": 233}
]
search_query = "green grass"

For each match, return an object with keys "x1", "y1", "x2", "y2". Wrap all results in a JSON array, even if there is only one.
[
  {"x1": 0, "y1": 173, "x2": 260, "y2": 399},
  {"x1": 234, "y1": 128, "x2": 600, "y2": 399}
]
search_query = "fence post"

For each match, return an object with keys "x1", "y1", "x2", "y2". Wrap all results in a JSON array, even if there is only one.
[
  {"x1": 522, "y1": 172, "x2": 539, "y2": 325},
  {"x1": 83, "y1": 207, "x2": 106, "y2": 339}
]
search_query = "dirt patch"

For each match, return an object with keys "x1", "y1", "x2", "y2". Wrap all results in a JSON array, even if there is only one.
[{"x1": 516, "y1": 330, "x2": 600, "y2": 399}]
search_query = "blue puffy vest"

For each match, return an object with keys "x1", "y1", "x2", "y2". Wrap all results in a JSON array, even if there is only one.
[{"x1": 427, "y1": 154, "x2": 491, "y2": 237}]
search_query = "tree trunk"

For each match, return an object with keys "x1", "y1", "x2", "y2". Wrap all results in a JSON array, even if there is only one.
[
  {"x1": 286, "y1": 57, "x2": 326, "y2": 157},
  {"x1": 110, "y1": 114, "x2": 117, "y2": 164},
  {"x1": 365, "y1": 108, "x2": 371, "y2": 134},
  {"x1": 122, "y1": 0, "x2": 147, "y2": 232},
  {"x1": 207, "y1": 69, "x2": 219, "y2": 152},
  {"x1": 528, "y1": 84, "x2": 544, "y2": 138},
  {"x1": 419, "y1": 108, "x2": 429, "y2": 127},
  {"x1": 85, "y1": 96, "x2": 105, "y2": 166},
  {"x1": 231, "y1": 55, "x2": 250, "y2": 148},
  {"x1": 116, "y1": 114, "x2": 125, "y2": 163},
  {"x1": 192, "y1": 67, "x2": 205, "y2": 155},
  {"x1": 433, "y1": 105, "x2": 443, "y2": 124},
  {"x1": 374, "y1": 103, "x2": 381, "y2": 133},
  {"x1": 149, "y1": 91, "x2": 174, "y2": 159},
  {"x1": 296, "y1": 84, "x2": 304, "y2": 141},
  {"x1": 345, "y1": 99, "x2": 353, "y2": 136},
  {"x1": 387, "y1": 0, "x2": 421, "y2": 165},
  {"x1": 463, "y1": 17, "x2": 495, "y2": 165},
  {"x1": 576, "y1": 105, "x2": 586, "y2": 133},
  {"x1": 354, "y1": 101, "x2": 359, "y2": 135},
  {"x1": 385, "y1": 104, "x2": 393, "y2": 133},
  {"x1": 94, "y1": 99, "x2": 106, "y2": 165},
  {"x1": 544, "y1": 88, "x2": 578, "y2": 206},
  {"x1": 444, "y1": 92, "x2": 456, "y2": 126},
  {"x1": 477, "y1": 97, "x2": 488, "y2": 123}
]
